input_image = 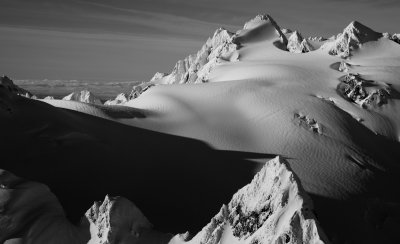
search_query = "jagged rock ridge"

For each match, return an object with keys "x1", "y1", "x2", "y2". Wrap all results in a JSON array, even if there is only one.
[
  {"x1": 328, "y1": 21, "x2": 383, "y2": 58},
  {"x1": 337, "y1": 73, "x2": 392, "y2": 108},
  {"x1": 287, "y1": 31, "x2": 314, "y2": 53},
  {"x1": 154, "y1": 27, "x2": 238, "y2": 85},
  {"x1": 85, "y1": 195, "x2": 153, "y2": 244},
  {"x1": 171, "y1": 157, "x2": 328, "y2": 244}
]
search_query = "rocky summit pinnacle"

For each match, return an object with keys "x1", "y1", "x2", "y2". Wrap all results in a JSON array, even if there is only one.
[{"x1": 329, "y1": 20, "x2": 383, "y2": 57}]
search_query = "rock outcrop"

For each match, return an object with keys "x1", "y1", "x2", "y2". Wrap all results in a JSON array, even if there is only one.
[{"x1": 337, "y1": 73, "x2": 393, "y2": 108}]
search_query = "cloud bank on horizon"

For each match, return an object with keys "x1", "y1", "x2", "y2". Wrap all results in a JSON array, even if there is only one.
[{"x1": 0, "y1": 0, "x2": 399, "y2": 81}]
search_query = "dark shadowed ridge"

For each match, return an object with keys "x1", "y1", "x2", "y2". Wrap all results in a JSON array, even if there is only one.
[{"x1": 0, "y1": 94, "x2": 276, "y2": 234}]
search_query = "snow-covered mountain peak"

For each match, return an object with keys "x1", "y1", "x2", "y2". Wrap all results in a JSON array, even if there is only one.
[
  {"x1": 62, "y1": 90, "x2": 102, "y2": 105},
  {"x1": 142, "y1": 25, "x2": 238, "y2": 86},
  {"x1": 176, "y1": 157, "x2": 328, "y2": 244},
  {"x1": 328, "y1": 20, "x2": 382, "y2": 57},
  {"x1": 241, "y1": 14, "x2": 287, "y2": 43},
  {"x1": 243, "y1": 14, "x2": 271, "y2": 30},
  {"x1": 85, "y1": 195, "x2": 153, "y2": 244},
  {"x1": 287, "y1": 31, "x2": 313, "y2": 53},
  {"x1": 344, "y1": 21, "x2": 373, "y2": 34}
]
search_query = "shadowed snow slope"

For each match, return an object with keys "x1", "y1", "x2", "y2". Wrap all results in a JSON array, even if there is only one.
[{"x1": 0, "y1": 88, "x2": 269, "y2": 236}]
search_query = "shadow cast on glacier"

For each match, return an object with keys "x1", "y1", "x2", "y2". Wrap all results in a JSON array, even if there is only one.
[
  {"x1": 310, "y1": 192, "x2": 400, "y2": 244},
  {"x1": 0, "y1": 97, "x2": 277, "y2": 235}
]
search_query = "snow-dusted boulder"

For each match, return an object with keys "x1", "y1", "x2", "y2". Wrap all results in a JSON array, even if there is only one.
[
  {"x1": 0, "y1": 75, "x2": 34, "y2": 98},
  {"x1": 104, "y1": 93, "x2": 128, "y2": 105},
  {"x1": 328, "y1": 21, "x2": 382, "y2": 58},
  {"x1": 62, "y1": 90, "x2": 102, "y2": 105},
  {"x1": 173, "y1": 157, "x2": 328, "y2": 244},
  {"x1": 287, "y1": 31, "x2": 313, "y2": 53},
  {"x1": 85, "y1": 195, "x2": 152, "y2": 244}
]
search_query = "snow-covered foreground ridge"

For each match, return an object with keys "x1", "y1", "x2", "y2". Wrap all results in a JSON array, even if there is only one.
[
  {"x1": 170, "y1": 157, "x2": 327, "y2": 244},
  {"x1": 0, "y1": 157, "x2": 327, "y2": 244}
]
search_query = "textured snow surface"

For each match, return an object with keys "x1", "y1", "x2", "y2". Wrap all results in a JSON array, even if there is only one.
[{"x1": 171, "y1": 157, "x2": 327, "y2": 244}]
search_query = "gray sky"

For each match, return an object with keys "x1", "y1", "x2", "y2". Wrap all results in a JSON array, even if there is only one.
[{"x1": 1, "y1": 0, "x2": 399, "y2": 82}]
